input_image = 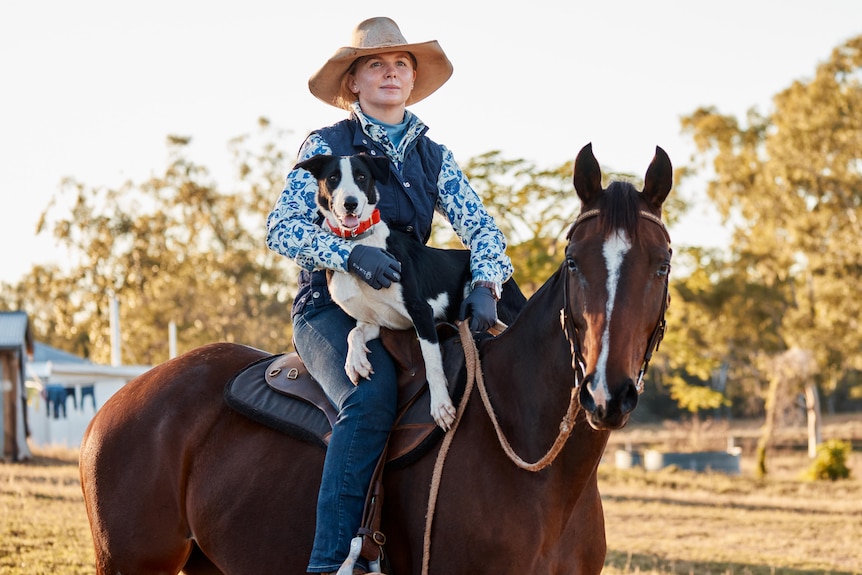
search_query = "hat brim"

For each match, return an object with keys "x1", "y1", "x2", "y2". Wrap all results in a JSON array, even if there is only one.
[{"x1": 308, "y1": 40, "x2": 453, "y2": 109}]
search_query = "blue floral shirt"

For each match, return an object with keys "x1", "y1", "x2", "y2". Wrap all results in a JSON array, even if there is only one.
[{"x1": 265, "y1": 103, "x2": 513, "y2": 289}]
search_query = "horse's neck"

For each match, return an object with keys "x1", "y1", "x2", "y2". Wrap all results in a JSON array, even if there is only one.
[
  {"x1": 482, "y1": 271, "x2": 609, "y2": 510},
  {"x1": 481, "y1": 268, "x2": 611, "y2": 481}
]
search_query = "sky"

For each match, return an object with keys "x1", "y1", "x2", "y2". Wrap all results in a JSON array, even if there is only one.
[{"x1": 1, "y1": 0, "x2": 860, "y2": 285}]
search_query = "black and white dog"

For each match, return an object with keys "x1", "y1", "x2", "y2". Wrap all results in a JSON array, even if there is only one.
[{"x1": 296, "y1": 154, "x2": 516, "y2": 431}]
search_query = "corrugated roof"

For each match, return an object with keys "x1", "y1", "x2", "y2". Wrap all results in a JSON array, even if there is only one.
[
  {"x1": 0, "y1": 311, "x2": 33, "y2": 351},
  {"x1": 33, "y1": 341, "x2": 91, "y2": 364}
]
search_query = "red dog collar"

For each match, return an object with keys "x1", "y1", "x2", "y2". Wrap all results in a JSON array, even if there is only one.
[{"x1": 327, "y1": 209, "x2": 381, "y2": 238}]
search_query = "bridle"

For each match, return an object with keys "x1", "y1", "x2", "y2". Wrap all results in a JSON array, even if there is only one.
[
  {"x1": 422, "y1": 208, "x2": 672, "y2": 570},
  {"x1": 561, "y1": 209, "x2": 671, "y2": 395}
]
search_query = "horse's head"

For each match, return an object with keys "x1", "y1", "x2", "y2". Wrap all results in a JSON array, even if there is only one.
[{"x1": 563, "y1": 143, "x2": 672, "y2": 431}]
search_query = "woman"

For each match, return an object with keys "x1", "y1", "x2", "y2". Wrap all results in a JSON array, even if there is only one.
[{"x1": 266, "y1": 17, "x2": 513, "y2": 575}]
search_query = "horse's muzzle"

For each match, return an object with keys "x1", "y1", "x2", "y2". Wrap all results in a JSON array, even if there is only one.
[{"x1": 578, "y1": 375, "x2": 639, "y2": 430}]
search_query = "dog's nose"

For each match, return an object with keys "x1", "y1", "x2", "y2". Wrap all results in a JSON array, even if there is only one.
[{"x1": 344, "y1": 197, "x2": 358, "y2": 213}]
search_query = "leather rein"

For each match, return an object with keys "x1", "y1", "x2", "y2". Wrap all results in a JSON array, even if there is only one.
[{"x1": 561, "y1": 209, "x2": 672, "y2": 394}]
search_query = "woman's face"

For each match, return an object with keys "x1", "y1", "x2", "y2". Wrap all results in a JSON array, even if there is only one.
[{"x1": 349, "y1": 51, "x2": 417, "y2": 111}]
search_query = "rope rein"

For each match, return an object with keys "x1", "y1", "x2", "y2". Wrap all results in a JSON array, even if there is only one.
[
  {"x1": 420, "y1": 321, "x2": 478, "y2": 575},
  {"x1": 471, "y1": 334, "x2": 579, "y2": 472},
  {"x1": 420, "y1": 209, "x2": 670, "y2": 573},
  {"x1": 421, "y1": 321, "x2": 579, "y2": 574}
]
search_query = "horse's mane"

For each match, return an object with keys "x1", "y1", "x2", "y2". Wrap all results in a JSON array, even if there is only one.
[{"x1": 597, "y1": 181, "x2": 640, "y2": 240}]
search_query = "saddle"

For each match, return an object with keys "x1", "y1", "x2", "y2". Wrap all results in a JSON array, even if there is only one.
[
  {"x1": 224, "y1": 323, "x2": 479, "y2": 571},
  {"x1": 224, "y1": 323, "x2": 466, "y2": 468}
]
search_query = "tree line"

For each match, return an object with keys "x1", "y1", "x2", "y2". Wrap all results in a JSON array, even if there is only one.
[{"x1": 2, "y1": 36, "x2": 860, "y2": 422}]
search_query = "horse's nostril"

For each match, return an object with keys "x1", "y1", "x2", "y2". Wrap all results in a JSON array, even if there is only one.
[
  {"x1": 621, "y1": 379, "x2": 639, "y2": 415},
  {"x1": 578, "y1": 381, "x2": 596, "y2": 414}
]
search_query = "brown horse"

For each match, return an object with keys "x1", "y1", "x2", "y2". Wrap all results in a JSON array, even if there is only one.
[{"x1": 79, "y1": 142, "x2": 673, "y2": 575}]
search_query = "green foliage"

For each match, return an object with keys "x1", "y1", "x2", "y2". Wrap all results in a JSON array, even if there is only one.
[
  {"x1": 666, "y1": 374, "x2": 728, "y2": 414},
  {"x1": 679, "y1": 34, "x2": 862, "y2": 416},
  {"x1": 459, "y1": 151, "x2": 577, "y2": 293},
  {"x1": 0, "y1": 118, "x2": 298, "y2": 364},
  {"x1": 802, "y1": 439, "x2": 853, "y2": 481}
]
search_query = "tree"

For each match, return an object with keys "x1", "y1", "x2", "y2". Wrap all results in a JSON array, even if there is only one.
[
  {"x1": 2, "y1": 118, "x2": 298, "y2": 365},
  {"x1": 459, "y1": 151, "x2": 689, "y2": 295},
  {"x1": 679, "y1": 35, "x2": 862, "y2": 417},
  {"x1": 437, "y1": 151, "x2": 576, "y2": 294},
  {"x1": 649, "y1": 246, "x2": 734, "y2": 434},
  {"x1": 655, "y1": 244, "x2": 789, "y2": 421},
  {"x1": 756, "y1": 348, "x2": 817, "y2": 478}
]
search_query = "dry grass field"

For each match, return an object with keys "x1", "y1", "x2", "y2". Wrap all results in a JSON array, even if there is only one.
[
  {"x1": 600, "y1": 458, "x2": 862, "y2": 574},
  {"x1": 1, "y1": 417, "x2": 860, "y2": 575},
  {"x1": 0, "y1": 447, "x2": 93, "y2": 575},
  {"x1": 601, "y1": 415, "x2": 862, "y2": 575}
]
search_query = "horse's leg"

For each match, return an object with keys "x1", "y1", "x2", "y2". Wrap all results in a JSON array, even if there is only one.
[
  {"x1": 80, "y1": 343, "x2": 267, "y2": 575},
  {"x1": 80, "y1": 376, "x2": 198, "y2": 574},
  {"x1": 183, "y1": 417, "x2": 325, "y2": 573},
  {"x1": 563, "y1": 475, "x2": 607, "y2": 574}
]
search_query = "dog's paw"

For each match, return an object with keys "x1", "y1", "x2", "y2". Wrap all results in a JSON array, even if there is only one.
[
  {"x1": 345, "y1": 346, "x2": 373, "y2": 384},
  {"x1": 429, "y1": 392, "x2": 457, "y2": 431}
]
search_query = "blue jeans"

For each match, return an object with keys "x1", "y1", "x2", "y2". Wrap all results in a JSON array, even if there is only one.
[{"x1": 293, "y1": 297, "x2": 397, "y2": 573}]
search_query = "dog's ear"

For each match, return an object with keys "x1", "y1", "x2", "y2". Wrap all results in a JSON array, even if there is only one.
[
  {"x1": 294, "y1": 155, "x2": 331, "y2": 180},
  {"x1": 359, "y1": 155, "x2": 391, "y2": 185}
]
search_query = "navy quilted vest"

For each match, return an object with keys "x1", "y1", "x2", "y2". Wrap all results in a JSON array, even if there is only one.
[{"x1": 293, "y1": 117, "x2": 444, "y2": 316}]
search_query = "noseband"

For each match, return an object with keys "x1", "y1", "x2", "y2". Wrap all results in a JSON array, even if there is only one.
[{"x1": 560, "y1": 209, "x2": 671, "y2": 394}]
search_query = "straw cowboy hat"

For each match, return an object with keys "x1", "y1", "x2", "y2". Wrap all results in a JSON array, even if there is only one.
[{"x1": 308, "y1": 17, "x2": 454, "y2": 109}]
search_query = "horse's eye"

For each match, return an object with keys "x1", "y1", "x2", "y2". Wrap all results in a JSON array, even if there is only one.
[
  {"x1": 657, "y1": 263, "x2": 671, "y2": 277},
  {"x1": 566, "y1": 258, "x2": 578, "y2": 272}
]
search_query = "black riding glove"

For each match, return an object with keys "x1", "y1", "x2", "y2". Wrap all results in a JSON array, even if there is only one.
[
  {"x1": 459, "y1": 286, "x2": 498, "y2": 332},
  {"x1": 347, "y1": 245, "x2": 402, "y2": 290}
]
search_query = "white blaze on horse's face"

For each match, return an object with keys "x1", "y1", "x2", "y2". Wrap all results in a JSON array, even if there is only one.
[{"x1": 588, "y1": 229, "x2": 632, "y2": 408}]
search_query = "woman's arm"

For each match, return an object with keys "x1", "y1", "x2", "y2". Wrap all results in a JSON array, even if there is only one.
[
  {"x1": 265, "y1": 134, "x2": 354, "y2": 272},
  {"x1": 435, "y1": 145, "x2": 514, "y2": 289}
]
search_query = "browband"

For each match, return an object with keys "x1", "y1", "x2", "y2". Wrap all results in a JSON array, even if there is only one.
[{"x1": 569, "y1": 209, "x2": 670, "y2": 243}]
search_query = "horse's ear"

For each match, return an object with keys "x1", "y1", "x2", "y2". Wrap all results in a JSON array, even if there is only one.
[
  {"x1": 573, "y1": 143, "x2": 603, "y2": 205},
  {"x1": 642, "y1": 146, "x2": 673, "y2": 210}
]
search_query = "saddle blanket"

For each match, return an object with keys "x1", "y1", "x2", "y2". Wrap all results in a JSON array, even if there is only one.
[{"x1": 223, "y1": 330, "x2": 467, "y2": 468}]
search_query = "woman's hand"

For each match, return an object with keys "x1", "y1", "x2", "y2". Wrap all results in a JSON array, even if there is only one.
[
  {"x1": 459, "y1": 286, "x2": 498, "y2": 332},
  {"x1": 347, "y1": 245, "x2": 402, "y2": 289}
]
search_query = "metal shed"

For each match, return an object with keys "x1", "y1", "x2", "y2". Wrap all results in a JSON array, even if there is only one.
[{"x1": 0, "y1": 310, "x2": 34, "y2": 461}]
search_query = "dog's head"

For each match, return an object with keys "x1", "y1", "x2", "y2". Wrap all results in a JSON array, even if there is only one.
[{"x1": 295, "y1": 154, "x2": 390, "y2": 234}]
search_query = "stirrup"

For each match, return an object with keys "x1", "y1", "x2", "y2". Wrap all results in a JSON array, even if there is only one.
[{"x1": 334, "y1": 537, "x2": 385, "y2": 575}]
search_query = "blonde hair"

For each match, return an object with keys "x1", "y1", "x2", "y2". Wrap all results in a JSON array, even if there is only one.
[{"x1": 335, "y1": 68, "x2": 359, "y2": 110}]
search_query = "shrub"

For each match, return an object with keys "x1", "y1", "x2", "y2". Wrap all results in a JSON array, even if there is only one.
[{"x1": 801, "y1": 439, "x2": 852, "y2": 481}]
